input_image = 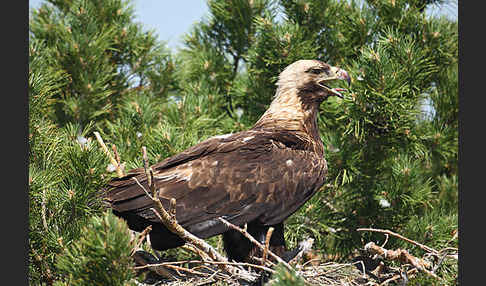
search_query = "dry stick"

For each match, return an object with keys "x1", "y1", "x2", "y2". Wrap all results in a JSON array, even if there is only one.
[
  {"x1": 131, "y1": 225, "x2": 152, "y2": 256},
  {"x1": 150, "y1": 208, "x2": 230, "y2": 266},
  {"x1": 94, "y1": 131, "x2": 124, "y2": 178},
  {"x1": 111, "y1": 144, "x2": 125, "y2": 174},
  {"x1": 301, "y1": 258, "x2": 321, "y2": 268},
  {"x1": 204, "y1": 269, "x2": 223, "y2": 283},
  {"x1": 182, "y1": 244, "x2": 212, "y2": 262},
  {"x1": 131, "y1": 177, "x2": 152, "y2": 198},
  {"x1": 432, "y1": 252, "x2": 448, "y2": 274},
  {"x1": 261, "y1": 227, "x2": 274, "y2": 267},
  {"x1": 218, "y1": 217, "x2": 293, "y2": 271},
  {"x1": 357, "y1": 228, "x2": 439, "y2": 255},
  {"x1": 379, "y1": 268, "x2": 417, "y2": 286},
  {"x1": 112, "y1": 144, "x2": 121, "y2": 165},
  {"x1": 41, "y1": 188, "x2": 48, "y2": 232},
  {"x1": 134, "y1": 259, "x2": 275, "y2": 274},
  {"x1": 381, "y1": 234, "x2": 389, "y2": 248},
  {"x1": 168, "y1": 197, "x2": 177, "y2": 220},
  {"x1": 364, "y1": 242, "x2": 440, "y2": 280},
  {"x1": 141, "y1": 146, "x2": 157, "y2": 197}
]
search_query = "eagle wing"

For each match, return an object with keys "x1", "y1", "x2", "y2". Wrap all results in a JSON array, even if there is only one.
[{"x1": 104, "y1": 131, "x2": 327, "y2": 238}]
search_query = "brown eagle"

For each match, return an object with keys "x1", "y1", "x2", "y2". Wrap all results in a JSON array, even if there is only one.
[{"x1": 104, "y1": 60, "x2": 350, "y2": 263}]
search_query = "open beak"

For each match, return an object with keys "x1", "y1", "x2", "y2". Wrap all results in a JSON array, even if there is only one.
[{"x1": 317, "y1": 66, "x2": 351, "y2": 98}]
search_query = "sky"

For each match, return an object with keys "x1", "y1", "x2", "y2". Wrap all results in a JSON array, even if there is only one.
[
  {"x1": 28, "y1": 0, "x2": 210, "y2": 51},
  {"x1": 29, "y1": 0, "x2": 457, "y2": 52}
]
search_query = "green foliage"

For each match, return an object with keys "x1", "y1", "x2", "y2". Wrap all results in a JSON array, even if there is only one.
[
  {"x1": 54, "y1": 211, "x2": 135, "y2": 286},
  {"x1": 29, "y1": 0, "x2": 457, "y2": 284},
  {"x1": 267, "y1": 264, "x2": 308, "y2": 286},
  {"x1": 29, "y1": 0, "x2": 176, "y2": 127}
]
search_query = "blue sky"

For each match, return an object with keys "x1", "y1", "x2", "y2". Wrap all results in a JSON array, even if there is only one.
[
  {"x1": 29, "y1": 0, "x2": 209, "y2": 51},
  {"x1": 29, "y1": 0, "x2": 457, "y2": 52}
]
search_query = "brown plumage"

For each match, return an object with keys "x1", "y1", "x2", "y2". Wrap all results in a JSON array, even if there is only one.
[{"x1": 104, "y1": 59, "x2": 350, "y2": 263}]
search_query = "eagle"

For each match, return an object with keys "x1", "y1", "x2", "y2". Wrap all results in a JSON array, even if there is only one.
[{"x1": 104, "y1": 59, "x2": 350, "y2": 263}]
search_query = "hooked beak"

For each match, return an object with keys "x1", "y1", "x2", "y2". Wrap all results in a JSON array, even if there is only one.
[{"x1": 317, "y1": 66, "x2": 351, "y2": 98}]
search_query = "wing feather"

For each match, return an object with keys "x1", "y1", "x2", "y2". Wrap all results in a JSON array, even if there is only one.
[{"x1": 104, "y1": 130, "x2": 327, "y2": 238}]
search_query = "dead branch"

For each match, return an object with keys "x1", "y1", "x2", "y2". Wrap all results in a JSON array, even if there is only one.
[
  {"x1": 94, "y1": 132, "x2": 124, "y2": 178},
  {"x1": 218, "y1": 217, "x2": 293, "y2": 271},
  {"x1": 131, "y1": 177, "x2": 152, "y2": 199},
  {"x1": 149, "y1": 207, "x2": 230, "y2": 266},
  {"x1": 357, "y1": 228, "x2": 439, "y2": 256},
  {"x1": 181, "y1": 244, "x2": 212, "y2": 262},
  {"x1": 112, "y1": 144, "x2": 121, "y2": 165},
  {"x1": 169, "y1": 197, "x2": 177, "y2": 220},
  {"x1": 133, "y1": 259, "x2": 276, "y2": 274},
  {"x1": 141, "y1": 146, "x2": 156, "y2": 197},
  {"x1": 364, "y1": 241, "x2": 440, "y2": 280},
  {"x1": 131, "y1": 225, "x2": 152, "y2": 256},
  {"x1": 261, "y1": 227, "x2": 274, "y2": 267}
]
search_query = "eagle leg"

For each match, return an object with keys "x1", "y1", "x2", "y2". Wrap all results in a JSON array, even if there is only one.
[{"x1": 222, "y1": 221, "x2": 289, "y2": 263}]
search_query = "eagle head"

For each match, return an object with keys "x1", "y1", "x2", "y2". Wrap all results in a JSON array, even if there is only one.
[{"x1": 276, "y1": 59, "x2": 351, "y2": 100}]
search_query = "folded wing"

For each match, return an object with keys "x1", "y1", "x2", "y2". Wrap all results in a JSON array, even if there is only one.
[{"x1": 104, "y1": 131, "x2": 327, "y2": 239}]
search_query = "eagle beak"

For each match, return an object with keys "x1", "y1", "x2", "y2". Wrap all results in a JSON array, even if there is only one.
[{"x1": 317, "y1": 66, "x2": 351, "y2": 99}]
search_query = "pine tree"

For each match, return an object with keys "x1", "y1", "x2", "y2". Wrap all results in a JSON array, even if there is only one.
[
  {"x1": 29, "y1": 0, "x2": 457, "y2": 284},
  {"x1": 29, "y1": 0, "x2": 176, "y2": 128}
]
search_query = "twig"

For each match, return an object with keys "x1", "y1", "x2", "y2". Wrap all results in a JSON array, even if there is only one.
[
  {"x1": 432, "y1": 252, "x2": 448, "y2": 274},
  {"x1": 261, "y1": 227, "x2": 274, "y2": 267},
  {"x1": 142, "y1": 147, "x2": 151, "y2": 185},
  {"x1": 357, "y1": 228, "x2": 439, "y2": 255},
  {"x1": 133, "y1": 259, "x2": 275, "y2": 274},
  {"x1": 218, "y1": 217, "x2": 293, "y2": 271},
  {"x1": 379, "y1": 268, "x2": 417, "y2": 286},
  {"x1": 131, "y1": 177, "x2": 151, "y2": 198},
  {"x1": 131, "y1": 225, "x2": 152, "y2": 256},
  {"x1": 364, "y1": 242, "x2": 439, "y2": 280},
  {"x1": 169, "y1": 197, "x2": 177, "y2": 220},
  {"x1": 94, "y1": 132, "x2": 124, "y2": 178},
  {"x1": 381, "y1": 234, "x2": 389, "y2": 248},
  {"x1": 41, "y1": 188, "x2": 48, "y2": 232},
  {"x1": 150, "y1": 208, "x2": 230, "y2": 267},
  {"x1": 141, "y1": 146, "x2": 156, "y2": 197},
  {"x1": 112, "y1": 144, "x2": 121, "y2": 165},
  {"x1": 182, "y1": 244, "x2": 212, "y2": 262}
]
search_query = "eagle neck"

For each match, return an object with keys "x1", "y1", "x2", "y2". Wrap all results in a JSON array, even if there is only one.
[{"x1": 252, "y1": 87, "x2": 325, "y2": 156}]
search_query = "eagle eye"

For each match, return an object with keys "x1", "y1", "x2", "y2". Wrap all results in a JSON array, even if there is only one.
[{"x1": 309, "y1": 68, "x2": 323, "y2": 74}]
